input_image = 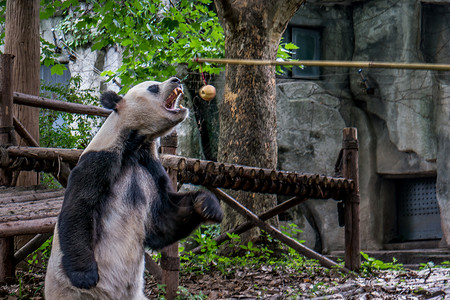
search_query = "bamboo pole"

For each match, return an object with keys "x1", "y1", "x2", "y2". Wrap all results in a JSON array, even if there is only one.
[{"x1": 194, "y1": 58, "x2": 450, "y2": 71}]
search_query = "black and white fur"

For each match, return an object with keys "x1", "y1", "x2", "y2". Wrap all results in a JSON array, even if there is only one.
[{"x1": 45, "y1": 77, "x2": 223, "y2": 300}]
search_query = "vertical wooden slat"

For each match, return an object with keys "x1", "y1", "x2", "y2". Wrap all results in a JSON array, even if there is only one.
[
  {"x1": 342, "y1": 127, "x2": 361, "y2": 270},
  {"x1": 0, "y1": 54, "x2": 15, "y2": 284},
  {"x1": 160, "y1": 131, "x2": 179, "y2": 300}
]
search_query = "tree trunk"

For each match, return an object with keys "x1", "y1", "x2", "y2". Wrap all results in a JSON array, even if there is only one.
[
  {"x1": 214, "y1": 0, "x2": 304, "y2": 244},
  {"x1": 5, "y1": 0, "x2": 40, "y2": 187},
  {"x1": 4, "y1": 0, "x2": 41, "y2": 261}
]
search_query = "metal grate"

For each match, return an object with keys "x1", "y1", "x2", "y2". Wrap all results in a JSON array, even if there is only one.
[{"x1": 397, "y1": 178, "x2": 442, "y2": 241}]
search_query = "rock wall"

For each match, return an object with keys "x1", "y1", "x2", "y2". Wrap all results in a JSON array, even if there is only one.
[{"x1": 275, "y1": 0, "x2": 450, "y2": 252}]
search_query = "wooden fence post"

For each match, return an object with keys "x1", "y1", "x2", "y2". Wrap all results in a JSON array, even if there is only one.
[
  {"x1": 160, "y1": 131, "x2": 179, "y2": 300},
  {"x1": 0, "y1": 54, "x2": 16, "y2": 284},
  {"x1": 342, "y1": 127, "x2": 361, "y2": 270}
]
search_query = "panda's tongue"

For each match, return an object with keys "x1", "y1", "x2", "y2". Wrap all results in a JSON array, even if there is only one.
[{"x1": 165, "y1": 87, "x2": 183, "y2": 110}]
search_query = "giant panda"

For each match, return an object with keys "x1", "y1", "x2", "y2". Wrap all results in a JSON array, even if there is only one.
[{"x1": 45, "y1": 77, "x2": 223, "y2": 300}]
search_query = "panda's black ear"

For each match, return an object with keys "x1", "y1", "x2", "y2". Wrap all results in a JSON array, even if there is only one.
[{"x1": 100, "y1": 91, "x2": 123, "y2": 111}]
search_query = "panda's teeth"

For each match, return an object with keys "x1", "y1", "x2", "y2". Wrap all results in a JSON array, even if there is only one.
[{"x1": 165, "y1": 87, "x2": 184, "y2": 110}]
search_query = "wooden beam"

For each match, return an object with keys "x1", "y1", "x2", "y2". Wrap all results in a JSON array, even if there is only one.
[
  {"x1": 160, "y1": 131, "x2": 179, "y2": 300},
  {"x1": 0, "y1": 54, "x2": 15, "y2": 285},
  {"x1": 4, "y1": 146, "x2": 82, "y2": 165},
  {"x1": 209, "y1": 188, "x2": 350, "y2": 273},
  {"x1": 13, "y1": 92, "x2": 111, "y2": 117},
  {"x1": 342, "y1": 128, "x2": 361, "y2": 271},
  {"x1": 0, "y1": 217, "x2": 57, "y2": 238},
  {"x1": 13, "y1": 116, "x2": 70, "y2": 187},
  {"x1": 161, "y1": 154, "x2": 354, "y2": 199},
  {"x1": 14, "y1": 232, "x2": 52, "y2": 265},
  {"x1": 0, "y1": 238, "x2": 14, "y2": 283},
  {"x1": 190, "y1": 195, "x2": 309, "y2": 255},
  {"x1": 0, "y1": 54, "x2": 15, "y2": 184}
]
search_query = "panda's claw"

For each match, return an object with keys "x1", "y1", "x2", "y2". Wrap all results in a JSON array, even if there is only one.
[{"x1": 194, "y1": 192, "x2": 223, "y2": 223}]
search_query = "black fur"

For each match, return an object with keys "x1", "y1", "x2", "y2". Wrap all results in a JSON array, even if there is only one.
[
  {"x1": 100, "y1": 91, "x2": 123, "y2": 111},
  {"x1": 147, "y1": 85, "x2": 159, "y2": 94},
  {"x1": 58, "y1": 129, "x2": 223, "y2": 289},
  {"x1": 58, "y1": 151, "x2": 121, "y2": 289}
]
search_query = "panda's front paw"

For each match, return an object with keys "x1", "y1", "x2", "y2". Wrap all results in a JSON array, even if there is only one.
[
  {"x1": 194, "y1": 192, "x2": 223, "y2": 223},
  {"x1": 66, "y1": 262, "x2": 99, "y2": 289}
]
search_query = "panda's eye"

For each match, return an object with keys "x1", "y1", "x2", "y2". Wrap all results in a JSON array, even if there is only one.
[{"x1": 147, "y1": 85, "x2": 159, "y2": 94}]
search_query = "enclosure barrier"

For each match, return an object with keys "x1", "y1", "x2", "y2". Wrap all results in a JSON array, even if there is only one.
[{"x1": 0, "y1": 54, "x2": 361, "y2": 299}]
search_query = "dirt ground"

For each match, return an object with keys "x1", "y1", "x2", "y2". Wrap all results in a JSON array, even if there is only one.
[{"x1": 3, "y1": 264, "x2": 448, "y2": 299}]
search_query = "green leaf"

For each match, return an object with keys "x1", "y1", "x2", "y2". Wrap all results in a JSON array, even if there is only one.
[
  {"x1": 50, "y1": 64, "x2": 67, "y2": 76},
  {"x1": 284, "y1": 42, "x2": 299, "y2": 50},
  {"x1": 121, "y1": 39, "x2": 133, "y2": 47}
]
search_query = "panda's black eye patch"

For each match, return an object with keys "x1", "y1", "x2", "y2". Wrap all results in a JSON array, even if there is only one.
[{"x1": 148, "y1": 85, "x2": 159, "y2": 94}]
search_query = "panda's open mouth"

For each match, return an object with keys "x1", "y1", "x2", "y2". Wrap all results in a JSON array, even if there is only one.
[{"x1": 164, "y1": 87, "x2": 184, "y2": 112}]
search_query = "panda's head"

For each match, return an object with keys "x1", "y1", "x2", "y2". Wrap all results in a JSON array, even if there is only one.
[{"x1": 100, "y1": 77, "x2": 188, "y2": 138}]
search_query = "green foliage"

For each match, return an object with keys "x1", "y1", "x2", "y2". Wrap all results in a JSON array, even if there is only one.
[
  {"x1": 360, "y1": 251, "x2": 404, "y2": 276},
  {"x1": 39, "y1": 76, "x2": 102, "y2": 150},
  {"x1": 39, "y1": 76, "x2": 102, "y2": 187},
  {"x1": 276, "y1": 39, "x2": 300, "y2": 75},
  {"x1": 281, "y1": 223, "x2": 305, "y2": 243},
  {"x1": 176, "y1": 286, "x2": 207, "y2": 300},
  {"x1": 179, "y1": 223, "x2": 321, "y2": 278},
  {"x1": 27, "y1": 237, "x2": 53, "y2": 270},
  {"x1": 50, "y1": 0, "x2": 225, "y2": 92},
  {"x1": 0, "y1": 1, "x2": 68, "y2": 73}
]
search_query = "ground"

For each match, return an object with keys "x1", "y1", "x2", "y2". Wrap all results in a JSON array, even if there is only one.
[{"x1": 2, "y1": 263, "x2": 449, "y2": 299}]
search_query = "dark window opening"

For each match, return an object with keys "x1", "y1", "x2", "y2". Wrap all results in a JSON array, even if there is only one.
[
  {"x1": 282, "y1": 26, "x2": 321, "y2": 79},
  {"x1": 395, "y1": 177, "x2": 442, "y2": 241},
  {"x1": 420, "y1": 3, "x2": 450, "y2": 64}
]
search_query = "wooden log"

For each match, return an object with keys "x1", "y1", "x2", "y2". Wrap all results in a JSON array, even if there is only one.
[
  {"x1": 0, "y1": 199, "x2": 62, "y2": 222},
  {"x1": 190, "y1": 195, "x2": 309, "y2": 255},
  {"x1": 13, "y1": 117, "x2": 70, "y2": 187},
  {"x1": 3, "y1": 146, "x2": 82, "y2": 165},
  {"x1": 14, "y1": 232, "x2": 52, "y2": 265},
  {"x1": 0, "y1": 54, "x2": 15, "y2": 284},
  {"x1": 209, "y1": 188, "x2": 350, "y2": 273},
  {"x1": 0, "y1": 238, "x2": 14, "y2": 283},
  {"x1": 0, "y1": 217, "x2": 57, "y2": 238},
  {"x1": 13, "y1": 92, "x2": 111, "y2": 117},
  {"x1": 160, "y1": 132, "x2": 179, "y2": 300},
  {"x1": 0, "y1": 188, "x2": 64, "y2": 204},
  {"x1": 160, "y1": 154, "x2": 354, "y2": 199},
  {"x1": 342, "y1": 128, "x2": 361, "y2": 271},
  {"x1": 0, "y1": 54, "x2": 15, "y2": 186},
  {"x1": 145, "y1": 252, "x2": 162, "y2": 283}
]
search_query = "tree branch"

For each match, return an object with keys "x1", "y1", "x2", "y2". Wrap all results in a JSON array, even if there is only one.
[{"x1": 214, "y1": 0, "x2": 238, "y2": 30}]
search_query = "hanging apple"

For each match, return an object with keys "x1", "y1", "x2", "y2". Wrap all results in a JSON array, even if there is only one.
[{"x1": 199, "y1": 84, "x2": 216, "y2": 101}]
